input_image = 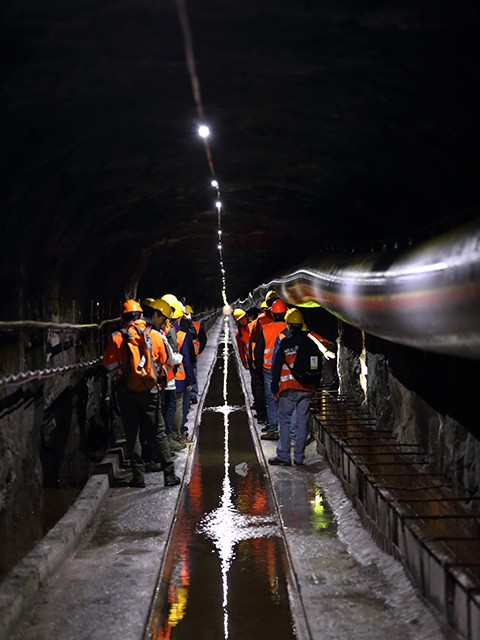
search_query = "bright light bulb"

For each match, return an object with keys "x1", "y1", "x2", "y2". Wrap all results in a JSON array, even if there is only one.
[
  {"x1": 198, "y1": 125, "x2": 210, "y2": 138},
  {"x1": 216, "y1": 201, "x2": 222, "y2": 210},
  {"x1": 218, "y1": 243, "x2": 222, "y2": 250},
  {"x1": 211, "y1": 179, "x2": 219, "y2": 188},
  {"x1": 218, "y1": 229, "x2": 222, "y2": 236}
]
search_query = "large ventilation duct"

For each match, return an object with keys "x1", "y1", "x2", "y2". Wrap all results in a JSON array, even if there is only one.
[{"x1": 244, "y1": 219, "x2": 480, "y2": 360}]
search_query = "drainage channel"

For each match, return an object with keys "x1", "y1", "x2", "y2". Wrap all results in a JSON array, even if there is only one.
[{"x1": 146, "y1": 323, "x2": 306, "y2": 640}]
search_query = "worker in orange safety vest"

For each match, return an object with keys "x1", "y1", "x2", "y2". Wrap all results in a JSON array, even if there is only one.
[
  {"x1": 102, "y1": 299, "x2": 180, "y2": 488},
  {"x1": 253, "y1": 298, "x2": 288, "y2": 440},
  {"x1": 268, "y1": 308, "x2": 335, "y2": 467}
]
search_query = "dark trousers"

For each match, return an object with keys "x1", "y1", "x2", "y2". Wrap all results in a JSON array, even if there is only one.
[
  {"x1": 117, "y1": 387, "x2": 174, "y2": 481},
  {"x1": 161, "y1": 388, "x2": 177, "y2": 436},
  {"x1": 249, "y1": 363, "x2": 267, "y2": 420}
]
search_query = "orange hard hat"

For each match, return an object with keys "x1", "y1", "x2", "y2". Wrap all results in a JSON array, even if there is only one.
[{"x1": 122, "y1": 299, "x2": 142, "y2": 315}]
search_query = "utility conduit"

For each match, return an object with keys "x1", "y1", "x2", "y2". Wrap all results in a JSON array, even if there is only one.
[{"x1": 244, "y1": 220, "x2": 480, "y2": 360}]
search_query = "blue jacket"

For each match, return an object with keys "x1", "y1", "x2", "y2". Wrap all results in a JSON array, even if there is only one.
[{"x1": 171, "y1": 319, "x2": 196, "y2": 391}]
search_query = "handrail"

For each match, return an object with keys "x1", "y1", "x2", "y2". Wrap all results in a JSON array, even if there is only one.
[
  {"x1": 0, "y1": 359, "x2": 102, "y2": 389},
  {"x1": 0, "y1": 318, "x2": 120, "y2": 332}
]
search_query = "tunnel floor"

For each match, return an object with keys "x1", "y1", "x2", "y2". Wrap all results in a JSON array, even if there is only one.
[{"x1": 6, "y1": 317, "x2": 450, "y2": 640}]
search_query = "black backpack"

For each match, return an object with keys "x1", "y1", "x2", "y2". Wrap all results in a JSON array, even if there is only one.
[{"x1": 286, "y1": 332, "x2": 324, "y2": 384}]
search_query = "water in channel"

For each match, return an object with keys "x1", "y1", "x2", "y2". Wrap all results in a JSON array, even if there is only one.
[{"x1": 147, "y1": 326, "x2": 297, "y2": 640}]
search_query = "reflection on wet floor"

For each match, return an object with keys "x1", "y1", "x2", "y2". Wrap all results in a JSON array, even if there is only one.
[
  {"x1": 276, "y1": 479, "x2": 336, "y2": 537},
  {"x1": 147, "y1": 323, "x2": 320, "y2": 640}
]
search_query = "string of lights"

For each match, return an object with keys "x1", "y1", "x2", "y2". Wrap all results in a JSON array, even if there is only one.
[{"x1": 175, "y1": 0, "x2": 228, "y2": 308}]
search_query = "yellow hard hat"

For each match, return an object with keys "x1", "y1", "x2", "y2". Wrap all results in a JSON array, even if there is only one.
[
  {"x1": 141, "y1": 297, "x2": 155, "y2": 308},
  {"x1": 260, "y1": 300, "x2": 268, "y2": 309},
  {"x1": 185, "y1": 304, "x2": 193, "y2": 314},
  {"x1": 150, "y1": 298, "x2": 173, "y2": 318},
  {"x1": 171, "y1": 300, "x2": 186, "y2": 320},
  {"x1": 265, "y1": 290, "x2": 278, "y2": 304},
  {"x1": 161, "y1": 293, "x2": 179, "y2": 307},
  {"x1": 285, "y1": 308, "x2": 304, "y2": 325},
  {"x1": 233, "y1": 308, "x2": 246, "y2": 321}
]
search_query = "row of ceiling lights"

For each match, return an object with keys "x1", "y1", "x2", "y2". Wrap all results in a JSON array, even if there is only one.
[{"x1": 197, "y1": 124, "x2": 228, "y2": 307}]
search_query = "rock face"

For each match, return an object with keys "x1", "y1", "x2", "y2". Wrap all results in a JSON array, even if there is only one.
[{"x1": 336, "y1": 323, "x2": 480, "y2": 511}]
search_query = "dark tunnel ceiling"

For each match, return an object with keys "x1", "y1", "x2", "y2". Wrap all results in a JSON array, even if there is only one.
[{"x1": 1, "y1": 0, "x2": 479, "y2": 312}]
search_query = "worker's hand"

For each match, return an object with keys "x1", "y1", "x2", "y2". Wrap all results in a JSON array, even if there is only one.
[
  {"x1": 272, "y1": 392, "x2": 279, "y2": 401},
  {"x1": 243, "y1": 362, "x2": 249, "y2": 370},
  {"x1": 324, "y1": 350, "x2": 336, "y2": 360},
  {"x1": 187, "y1": 385, "x2": 193, "y2": 391}
]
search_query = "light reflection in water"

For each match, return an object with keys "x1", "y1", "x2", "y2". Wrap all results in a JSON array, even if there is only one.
[
  {"x1": 150, "y1": 318, "x2": 299, "y2": 640},
  {"x1": 197, "y1": 319, "x2": 278, "y2": 639}
]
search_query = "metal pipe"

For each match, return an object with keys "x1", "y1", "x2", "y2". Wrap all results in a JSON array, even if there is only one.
[{"x1": 247, "y1": 219, "x2": 480, "y2": 360}]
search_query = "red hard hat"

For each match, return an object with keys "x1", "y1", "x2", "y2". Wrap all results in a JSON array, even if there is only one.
[{"x1": 271, "y1": 299, "x2": 287, "y2": 314}]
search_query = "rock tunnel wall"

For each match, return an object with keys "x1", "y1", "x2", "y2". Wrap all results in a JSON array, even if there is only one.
[
  {"x1": 0, "y1": 310, "x2": 219, "y2": 541},
  {"x1": 323, "y1": 315, "x2": 480, "y2": 511}
]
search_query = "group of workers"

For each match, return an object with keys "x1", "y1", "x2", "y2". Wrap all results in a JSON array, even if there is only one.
[
  {"x1": 103, "y1": 294, "x2": 207, "y2": 488},
  {"x1": 233, "y1": 290, "x2": 335, "y2": 466},
  {"x1": 102, "y1": 287, "x2": 332, "y2": 486}
]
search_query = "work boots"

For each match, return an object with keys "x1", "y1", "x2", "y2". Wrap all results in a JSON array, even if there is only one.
[
  {"x1": 168, "y1": 435, "x2": 186, "y2": 451},
  {"x1": 164, "y1": 472, "x2": 181, "y2": 487}
]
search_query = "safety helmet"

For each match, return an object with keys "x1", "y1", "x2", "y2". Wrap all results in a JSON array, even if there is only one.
[
  {"x1": 271, "y1": 299, "x2": 288, "y2": 314},
  {"x1": 149, "y1": 298, "x2": 173, "y2": 319},
  {"x1": 264, "y1": 290, "x2": 278, "y2": 304},
  {"x1": 171, "y1": 300, "x2": 186, "y2": 320},
  {"x1": 285, "y1": 308, "x2": 304, "y2": 325},
  {"x1": 233, "y1": 308, "x2": 246, "y2": 322},
  {"x1": 185, "y1": 304, "x2": 193, "y2": 314},
  {"x1": 122, "y1": 299, "x2": 142, "y2": 315},
  {"x1": 141, "y1": 297, "x2": 155, "y2": 309},
  {"x1": 259, "y1": 300, "x2": 268, "y2": 309},
  {"x1": 161, "y1": 293, "x2": 179, "y2": 308}
]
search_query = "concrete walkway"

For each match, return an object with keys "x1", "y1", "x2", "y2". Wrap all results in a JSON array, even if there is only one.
[
  {"x1": 234, "y1": 334, "x2": 455, "y2": 640},
  {"x1": 1, "y1": 315, "x2": 456, "y2": 639}
]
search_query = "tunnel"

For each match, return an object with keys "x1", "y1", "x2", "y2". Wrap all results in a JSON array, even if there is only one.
[{"x1": 0, "y1": 0, "x2": 479, "y2": 638}]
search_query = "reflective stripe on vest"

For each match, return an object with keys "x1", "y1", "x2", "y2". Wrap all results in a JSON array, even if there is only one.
[
  {"x1": 248, "y1": 313, "x2": 272, "y2": 363},
  {"x1": 279, "y1": 344, "x2": 316, "y2": 394},
  {"x1": 262, "y1": 321, "x2": 287, "y2": 370},
  {"x1": 192, "y1": 321, "x2": 201, "y2": 356}
]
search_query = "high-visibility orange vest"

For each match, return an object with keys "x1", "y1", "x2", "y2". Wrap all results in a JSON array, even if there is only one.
[
  {"x1": 103, "y1": 320, "x2": 167, "y2": 385},
  {"x1": 248, "y1": 312, "x2": 273, "y2": 365},
  {"x1": 278, "y1": 330, "x2": 321, "y2": 394},
  {"x1": 262, "y1": 321, "x2": 287, "y2": 370},
  {"x1": 192, "y1": 321, "x2": 201, "y2": 356},
  {"x1": 236, "y1": 323, "x2": 250, "y2": 366},
  {"x1": 174, "y1": 330, "x2": 187, "y2": 380}
]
